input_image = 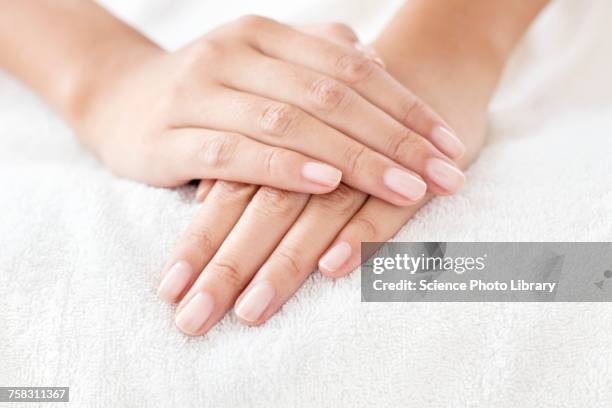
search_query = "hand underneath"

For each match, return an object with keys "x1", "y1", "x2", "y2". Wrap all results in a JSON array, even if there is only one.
[{"x1": 73, "y1": 16, "x2": 465, "y2": 205}]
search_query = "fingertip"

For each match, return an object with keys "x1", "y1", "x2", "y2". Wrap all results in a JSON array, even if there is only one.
[
  {"x1": 425, "y1": 158, "x2": 465, "y2": 195},
  {"x1": 234, "y1": 280, "x2": 275, "y2": 325},
  {"x1": 318, "y1": 240, "x2": 353, "y2": 277},
  {"x1": 195, "y1": 180, "x2": 215, "y2": 202},
  {"x1": 235, "y1": 315, "x2": 267, "y2": 327},
  {"x1": 302, "y1": 162, "x2": 343, "y2": 189},
  {"x1": 158, "y1": 261, "x2": 193, "y2": 304},
  {"x1": 431, "y1": 126, "x2": 466, "y2": 160},
  {"x1": 174, "y1": 292, "x2": 214, "y2": 337},
  {"x1": 383, "y1": 168, "x2": 427, "y2": 204}
]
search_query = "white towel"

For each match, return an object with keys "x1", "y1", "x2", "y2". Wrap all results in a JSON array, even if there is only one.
[{"x1": 1, "y1": 0, "x2": 611, "y2": 406}]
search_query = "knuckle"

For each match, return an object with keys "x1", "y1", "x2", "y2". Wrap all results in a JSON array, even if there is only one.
[
  {"x1": 351, "y1": 215, "x2": 378, "y2": 240},
  {"x1": 198, "y1": 133, "x2": 238, "y2": 168},
  {"x1": 400, "y1": 97, "x2": 426, "y2": 126},
  {"x1": 385, "y1": 129, "x2": 422, "y2": 162},
  {"x1": 260, "y1": 103, "x2": 299, "y2": 137},
  {"x1": 336, "y1": 54, "x2": 376, "y2": 84},
  {"x1": 191, "y1": 39, "x2": 224, "y2": 60},
  {"x1": 207, "y1": 258, "x2": 245, "y2": 289},
  {"x1": 213, "y1": 181, "x2": 257, "y2": 201},
  {"x1": 312, "y1": 184, "x2": 360, "y2": 214},
  {"x1": 167, "y1": 71, "x2": 191, "y2": 102},
  {"x1": 182, "y1": 39, "x2": 225, "y2": 72},
  {"x1": 326, "y1": 22, "x2": 358, "y2": 40},
  {"x1": 235, "y1": 14, "x2": 270, "y2": 31},
  {"x1": 183, "y1": 226, "x2": 215, "y2": 254},
  {"x1": 308, "y1": 78, "x2": 350, "y2": 112},
  {"x1": 255, "y1": 187, "x2": 299, "y2": 217},
  {"x1": 262, "y1": 148, "x2": 290, "y2": 178},
  {"x1": 170, "y1": 41, "x2": 223, "y2": 96},
  {"x1": 273, "y1": 246, "x2": 303, "y2": 279},
  {"x1": 343, "y1": 144, "x2": 368, "y2": 175}
]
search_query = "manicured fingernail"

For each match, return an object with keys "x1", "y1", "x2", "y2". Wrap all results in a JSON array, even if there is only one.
[
  {"x1": 383, "y1": 168, "x2": 427, "y2": 201},
  {"x1": 319, "y1": 241, "x2": 352, "y2": 273},
  {"x1": 158, "y1": 261, "x2": 192, "y2": 303},
  {"x1": 431, "y1": 126, "x2": 465, "y2": 159},
  {"x1": 425, "y1": 158, "x2": 465, "y2": 193},
  {"x1": 354, "y1": 43, "x2": 385, "y2": 67},
  {"x1": 195, "y1": 184, "x2": 209, "y2": 202},
  {"x1": 234, "y1": 281, "x2": 275, "y2": 323},
  {"x1": 302, "y1": 162, "x2": 342, "y2": 187},
  {"x1": 175, "y1": 292, "x2": 214, "y2": 335}
]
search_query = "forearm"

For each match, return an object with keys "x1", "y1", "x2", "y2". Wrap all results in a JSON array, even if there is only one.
[{"x1": 0, "y1": 0, "x2": 159, "y2": 123}]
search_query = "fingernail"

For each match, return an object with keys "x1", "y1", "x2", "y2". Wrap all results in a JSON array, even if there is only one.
[
  {"x1": 302, "y1": 162, "x2": 342, "y2": 187},
  {"x1": 195, "y1": 184, "x2": 209, "y2": 202},
  {"x1": 158, "y1": 261, "x2": 192, "y2": 303},
  {"x1": 319, "y1": 241, "x2": 352, "y2": 273},
  {"x1": 425, "y1": 158, "x2": 465, "y2": 193},
  {"x1": 383, "y1": 168, "x2": 427, "y2": 201},
  {"x1": 431, "y1": 126, "x2": 465, "y2": 159},
  {"x1": 234, "y1": 281, "x2": 275, "y2": 323},
  {"x1": 175, "y1": 292, "x2": 214, "y2": 335},
  {"x1": 354, "y1": 43, "x2": 385, "y2": 67}
]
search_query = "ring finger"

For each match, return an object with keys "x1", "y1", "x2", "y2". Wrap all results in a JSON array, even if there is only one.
[{"x1": 233, "y1": 184, "x2": 367, "y2": 325}]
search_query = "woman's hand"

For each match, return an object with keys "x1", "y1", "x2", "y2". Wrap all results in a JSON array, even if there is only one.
[
  {"x1": 74, "y1": 15, "x2": 465, "y2": 205},
  {"x1": 157, "y1": 21, "x2": 494, "y2": 335}
]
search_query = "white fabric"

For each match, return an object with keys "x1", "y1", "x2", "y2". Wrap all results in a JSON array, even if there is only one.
[{"x1": 1, "y1": 0, "x2": 611, "y2": 406}]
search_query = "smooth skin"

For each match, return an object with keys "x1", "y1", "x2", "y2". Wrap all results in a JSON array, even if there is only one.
[
  {"x1": 0, "y1": 1, "x2": 467, "y2": 206},
  {"x1": 161, "y1": 0, "x2": 551, "y2": 335}
]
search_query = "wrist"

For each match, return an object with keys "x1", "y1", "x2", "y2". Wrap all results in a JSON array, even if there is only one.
[
  {"x1": 373, "y1": 30, "x2": 503, "y2": 111},
  {"x1": 60, "y1": 39, "x2": 163, "y2": 130},
  {"x1": 373, "y1": 0, "x2": 549, "y2": 110}
]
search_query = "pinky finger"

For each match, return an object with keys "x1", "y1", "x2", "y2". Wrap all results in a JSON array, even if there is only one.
[{"x1": 318, "y1": 194, "x2": 432, "y2": 278}]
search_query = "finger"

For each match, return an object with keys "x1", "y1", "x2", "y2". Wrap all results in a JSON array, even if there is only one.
[
  {"x1": 295, "y1": 23, "x2": 385, "y2": 67},
  {"x1": 157, "y1": 181, "x2": 257, "y2": 303},
  {"x1": 195, "y1": 179, "x2": 215, "y2": 202},
  {"x1": 177, "y1": 89, "x2": 432, "y2": 206},
  {"x1": 242, "y1": 17, "x2": 464, "y2": 159},
  {"x1": 318, "y1": 194, "x2": 431, "y2": 278},
  {"x1": 214, "y1": 54, "x2": 464, "y2": 195},
  {"x1": 233, "y1": 184, "x2": 367, "y2": 325},
  {"x1": 174, "y1": 188, "x2": 309, "y2": 336},
  {"x1": 296, "y1": 22, "x2": 360, "y2": 45},
  {"x1": 165, "y1": 128, "x2": 342, "y2": 194}
]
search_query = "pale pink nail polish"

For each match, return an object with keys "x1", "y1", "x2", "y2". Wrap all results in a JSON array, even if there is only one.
[
  {"x1": 175, "y1": 292, "x2": 214, "y2": 335},
  {"x1": 383, "y1": 168, "x2": 427, "y2": 201},
  {"x1": 319, "y1": 241, "x2": 352, "y2": 273},
  {"x1": 158, "y1": 261, "x2": 192, "y2": 303},
  {"x1": 431, "y1": 126, "x2": 465, "y2": 159},
  {"x1": 302, "y1": 162, "x2": 342, "y2": 187},
  {"x1": 234, "y1": 281, "x2": 275, "y2": 323},
  {"x1": 425, "y1": 158, "x2": 465, "y2": 193}
]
